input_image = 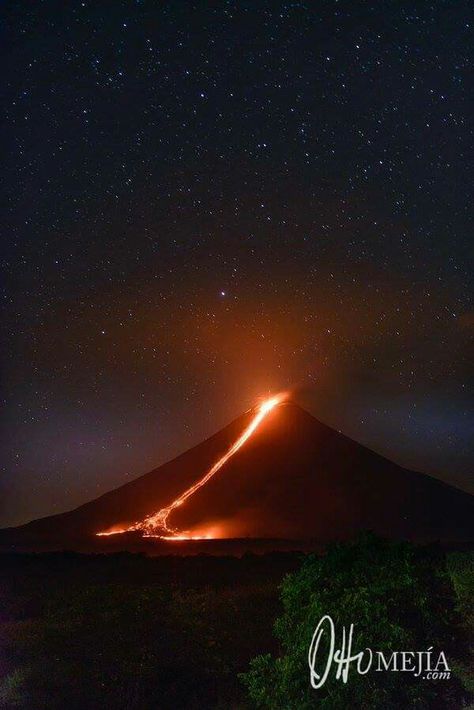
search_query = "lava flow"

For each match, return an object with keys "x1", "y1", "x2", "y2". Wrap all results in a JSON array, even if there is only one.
[{"x1": 97, "y1": 394, "x2": 285, "y2": 540}]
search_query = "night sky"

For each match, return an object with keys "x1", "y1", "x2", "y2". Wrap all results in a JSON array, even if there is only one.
[{"x1": 2, "y1": 1, "x2": 473, "y2": 527}]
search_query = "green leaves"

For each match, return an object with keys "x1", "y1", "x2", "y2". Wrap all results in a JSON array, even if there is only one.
[{"x1": 241, "y1": 534, "x2": 472, "y2": 709}]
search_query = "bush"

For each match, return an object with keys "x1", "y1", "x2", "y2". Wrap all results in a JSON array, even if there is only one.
[{"x1": 241, "y1": 533, "x2": 472, "y2": 709}]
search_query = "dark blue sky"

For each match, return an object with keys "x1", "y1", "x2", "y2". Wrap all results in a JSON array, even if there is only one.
[{"x1": 1, "y1": 1, "x2": 473, "y2": 526}]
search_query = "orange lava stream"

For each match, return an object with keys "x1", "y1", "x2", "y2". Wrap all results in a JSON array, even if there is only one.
[{"x1": 97, "y1": 394, "x2": 284, "y2": 540}]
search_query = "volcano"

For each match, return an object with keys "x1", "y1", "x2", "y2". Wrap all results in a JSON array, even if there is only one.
[{"x1": 1, "y1": 402, "x2": 473, "y2": 552}]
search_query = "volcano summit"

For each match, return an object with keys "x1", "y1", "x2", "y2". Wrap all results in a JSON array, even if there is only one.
[{"x1": 1, "y1": 400, "x2": 473, "y2": 552}]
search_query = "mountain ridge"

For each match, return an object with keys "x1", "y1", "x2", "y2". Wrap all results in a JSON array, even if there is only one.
[{"x1": 1, "y1": 403, "x2": 472, "y2": 550}]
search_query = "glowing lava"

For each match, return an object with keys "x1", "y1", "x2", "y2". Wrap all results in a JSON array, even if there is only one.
[{"x1": 97, "y1": 394, "x2": 285, "y2": 540}]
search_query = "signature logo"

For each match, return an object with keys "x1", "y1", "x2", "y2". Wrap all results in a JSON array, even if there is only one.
[{"x1": 308, "y1": 615, "x2": 451, "y2": 690}]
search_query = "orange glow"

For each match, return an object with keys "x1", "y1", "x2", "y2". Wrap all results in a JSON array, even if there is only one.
[
  {"x1": 96, "y1": 394, "x2": 285, "y2": 540},
  {"x1": 96, "y1": 527, "x2": 129, "y2": 537}
]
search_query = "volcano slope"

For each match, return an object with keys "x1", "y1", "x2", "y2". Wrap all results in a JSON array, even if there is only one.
[{"x1": 1, "y1": 403, "x2": 473, "y2": 551}]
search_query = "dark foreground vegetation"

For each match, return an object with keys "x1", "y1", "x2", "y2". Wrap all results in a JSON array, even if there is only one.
[{"x1": 0, "y1": 537, "x2": 472, "y2": 709}]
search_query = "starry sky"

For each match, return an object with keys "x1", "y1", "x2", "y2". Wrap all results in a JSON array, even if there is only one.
[{"x1": 2, "y1": 1, "x2": 473, "y2": 527}]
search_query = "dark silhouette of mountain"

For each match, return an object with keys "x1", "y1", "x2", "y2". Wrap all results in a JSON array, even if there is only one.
[{"x1": 1, "y1": 403, "x2": 473, "y2": 552}]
